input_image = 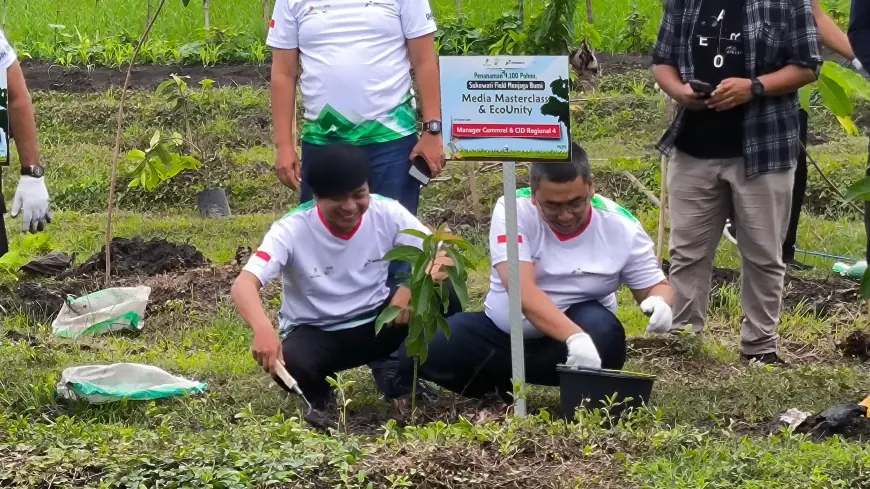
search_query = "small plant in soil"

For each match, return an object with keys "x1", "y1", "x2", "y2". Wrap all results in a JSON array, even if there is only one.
[
  {"x1": 0, "y1": 234, "x2": 53, "y2": 285},
  {"x1": 126, "y1": 129, "x2": 203, "y2": 191},
  {"x1": 375, "y1": 227, "x2": 474, "y2": 416}
]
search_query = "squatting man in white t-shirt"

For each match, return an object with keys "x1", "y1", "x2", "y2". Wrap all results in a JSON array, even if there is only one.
[
  {"x1": 232, "y1": 144, "x2": 460, "y2": 410},
  {"x1": 397, "y1": 143, "x2": 675, "y2": 401}
]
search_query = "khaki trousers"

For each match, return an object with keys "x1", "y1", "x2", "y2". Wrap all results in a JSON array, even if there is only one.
[{"x1": 667, "y1": 150, "x2": 795, "y2": 355}]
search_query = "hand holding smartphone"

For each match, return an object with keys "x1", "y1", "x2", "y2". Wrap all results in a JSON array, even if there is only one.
[
  {"x1": 688, "y1": 79, "x2": 714, "y2": 98},
  {"x1": 409, "y1": 156, "x2": 432, "y2": 186}
]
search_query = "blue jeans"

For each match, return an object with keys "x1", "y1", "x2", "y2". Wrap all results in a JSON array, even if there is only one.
[
  {"x1": 299, "y1": 134, "x2": 421, "y2": 215},
  {"x1": 397, "y1": 301, "x2": 627, "y2": 400}
]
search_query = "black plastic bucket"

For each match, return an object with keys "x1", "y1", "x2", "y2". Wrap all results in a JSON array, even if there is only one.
[
  {"x1": 197, "y1": 188, "x2": 231, "y2": 218},
  {"x1": 557, "y1": 365, "x2": 656, "y2": 421}
]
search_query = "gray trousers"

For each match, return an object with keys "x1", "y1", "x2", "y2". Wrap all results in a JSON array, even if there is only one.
[{"x1": 667, "y1": 150, "x2": 795, "y2": 355}]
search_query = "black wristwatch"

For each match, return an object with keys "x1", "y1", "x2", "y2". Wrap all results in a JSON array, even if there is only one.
[
  {"x1": 751, "y1": 78, "x2": 765, "y2": 98},
  {"x1": 21, "y1": 164, "x2": 45, "y2": 178},
  {"x1": 421, "y1": 120, "x2": 442, "y2": 135}
]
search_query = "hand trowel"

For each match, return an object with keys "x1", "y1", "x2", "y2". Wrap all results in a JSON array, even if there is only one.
[{"x1": 274, "y1": 361, "x2": 312, "y2": 411}]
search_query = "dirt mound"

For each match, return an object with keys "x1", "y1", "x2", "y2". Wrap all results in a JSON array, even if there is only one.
[
  {"x1": 73, "y1": 238, "x2": 209, "y2": 278},
  {"x1": 837, "y1": 331, "x2": 870, "y2": 362}
]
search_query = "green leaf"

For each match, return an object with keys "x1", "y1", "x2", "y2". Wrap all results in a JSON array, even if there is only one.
[
  {"x1": 383, "y1": 245, "x2": 423, "y2": 264},
  {"x1": 126, "y1": 149, "x2": 146, "y2": 162},
  {"x1": 128, "y1": 177, "x2": 141, "y2": 188},
  {"x1": 436, "y1": 315, "x2": 451, "y2": 341},
  {"x1": 375, "y1": 305, "x2": 403, "y2": 335},
  {"x1": 414, "y1": 279, "x2": 433, "y2": 318},
  {"x1": 844, "y1": 176, "x2": 870, "y2": 202},
  {"x1": 818, "y1": 73, "x2": 854, "y2": 117},
  {"x1": 861, "y1": 266, "x2": 870, "y2": 301},
  {"x1": 153, "y1": 143, "x2": 173, "y2": 167},
  {"x1": 155, "y1": 79, "x2": 175, "y2": 96},
  {"x1": 149, "y1": 130, "x2": 162, "y2": 149},
  {"x1": 798, "y1": 86, "x2": 813, "y2": 112},
  {"x1": 821, "y1": 61, "x2": 870, "y2": 100},
  {"x1": 836, "y1": 116, "x2": 860, "y2": 136},
  {"x1": 446, "y1": 266, "x2": 469, "y2": 310},
  {"x1": 400, "y1": 228, "x2": 430, "y2": 241},
  {"x1": 438, "y1": 281, "x2": 450, "y2": 314},
  {"x1": 181, "y1": 0, "x2": 192, "y2": 6}
]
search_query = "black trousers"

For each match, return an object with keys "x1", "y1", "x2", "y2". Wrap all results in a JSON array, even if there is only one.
[
  {"x1": 276, "y1": 281, "x2": 462, "y2": 409},
  {"x1": 0, "y1": 169, "x2": 6, "y2": 257},
  {"x1": 782, "y1": 108, "x2": 809, "y2": 261},
  {"x1": 398, "y1": 300, "x2": 627, "y2": 401}
]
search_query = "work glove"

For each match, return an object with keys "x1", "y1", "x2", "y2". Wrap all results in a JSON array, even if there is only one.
[
  {"x1": 641, "y1": 296, "x2": 673, "y2": 334},
  {"x1": 566, "y1": 332, "x2": 602, "y2": 369},
  {"x1": 11, "y1": 176, "x2": 52, "y2": 233}
]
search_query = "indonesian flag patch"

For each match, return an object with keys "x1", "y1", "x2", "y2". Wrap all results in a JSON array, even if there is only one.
[
  {"x1": 269, "y1": 19, "x2": 276, "y2": 28},
  {"x1": 497, "y1": 235, "x2": 524, "y2": 244}
]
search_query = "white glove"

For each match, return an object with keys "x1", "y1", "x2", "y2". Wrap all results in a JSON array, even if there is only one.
[
  {"x1": 11, "y1": 176, "x2": 52, "y2": 233},
  {"x1": 566, "y1": 332, "x2": 602, "y2": 369},
  {"x1": 641, "y1": 296, "x2": 673, "y2": 334}
]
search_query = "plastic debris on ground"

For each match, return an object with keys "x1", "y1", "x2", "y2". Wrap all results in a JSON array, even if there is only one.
[
  {"x1": 21, "y1": 252, "x2": 74, "y2": 276},
  {"x1": 56, "y1": 363, "x2": 207, "y2": 404},
  {"x1": 832, "y1": 260, "x2": 867, "y2": 280},
  {"x1": 51, "y1": 286, "x2": 151, "y2": 338}
]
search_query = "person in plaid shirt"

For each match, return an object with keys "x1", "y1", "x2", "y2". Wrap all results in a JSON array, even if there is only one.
[
  {"x1": 850, "y1": 0, "x2": 870, "y2": 265},
  {"x1": 652, "y1": 0, "x2": 822, "y2": 365}
]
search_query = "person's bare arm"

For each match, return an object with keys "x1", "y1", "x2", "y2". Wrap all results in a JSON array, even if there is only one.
[
  {"x1": 271, "y1": 48, "x2": 300, "y2": 153},
  {"x1": 630, "y1": 279, "x2": 674, "y2": 306},
  {"x1": 407, "y1": 34, "x2": 440, "y2": 125},
  {"x1": 232, "y1": 272, "x2": 274, "y2": 337},
  {"x1": 813, "y1": 0, "x2": 856, "y2": 60},
  {"x1": 759, "y1": 65, "x2": 818, "y2": 95},
  {"x1": 495, "y1": 261, "x2": 583, "y2": 342},
  {"x1": 7, "y1": 61, "x2": 39, "y2": 167},
  {"x1": 232, "y1": 271, "x2": 284, "y2": 372}
]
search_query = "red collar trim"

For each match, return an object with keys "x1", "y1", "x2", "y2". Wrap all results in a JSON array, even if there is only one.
[
  {"x1": 549, "y1": 207, "x2": 593, "y2": 241},
  {"x1": 317, "y1": 204, "x2": 363, "y2": 240}
]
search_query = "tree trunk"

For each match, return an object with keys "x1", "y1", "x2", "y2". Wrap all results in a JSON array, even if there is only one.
[
  {"x1": 586, "y1": 0, "x2": 593, "y2": 24},
  {"x1": 456, "y1": 0, "x2": 462, "y2": 19},
  {"x1": 263, "y1": 0, "x2": 272, "y2": 32},
  {"x1": 203, "y1": 0, "x2": 211, "y2": 32},
  {"x1": 518, "y1": 0, "x2": 524, "y2": 27}
]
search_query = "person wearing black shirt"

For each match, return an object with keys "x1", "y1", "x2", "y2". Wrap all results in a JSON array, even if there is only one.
[
  {"x1": 724, "y1": 0, "x2": 862, "y2": 269},
  {"x1": 652, "y1": 0, "x2": 822, "y2": 365},
  {"x1": 850, "y1": 0, "x2": 870, "y2": 263}
]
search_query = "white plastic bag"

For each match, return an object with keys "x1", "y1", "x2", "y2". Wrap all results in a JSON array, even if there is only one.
[
  {"x1": 52, "y1": 287, "x2": 151, "y2": 338},
  {"x1": 56, "y1": 363, "x2": 207, "y2": 404}
]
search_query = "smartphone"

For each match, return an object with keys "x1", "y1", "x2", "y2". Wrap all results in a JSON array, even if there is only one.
[
  {"x1": 688, "y1": 79, "x2": 714, "y2": 97},
  {"x1": 409, "y1": 156, "x2": 432, "y2": 186}
]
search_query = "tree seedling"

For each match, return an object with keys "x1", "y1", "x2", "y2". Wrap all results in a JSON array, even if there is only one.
[{"x1": 375, "y1": 227, "x2": 474, "y2": 418}]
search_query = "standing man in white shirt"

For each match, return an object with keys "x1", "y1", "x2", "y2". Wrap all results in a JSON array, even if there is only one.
[
  {"x1": 0, "y1": 28, "x2": 51, "y2": 257},
  {"x1": 266, "y1": 0, "x2": 443, "y2": 214},
  {"x1": 396, "y1": 144, "x2": 674, "y2": 401},
  {"x1": 232, "y1": 144, "x2": 459, "y2": 410}
]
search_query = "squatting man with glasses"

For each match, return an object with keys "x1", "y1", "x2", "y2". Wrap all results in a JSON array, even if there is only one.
[{"x1": 393, "y1": 143, "x2": 676, "y2": 402}]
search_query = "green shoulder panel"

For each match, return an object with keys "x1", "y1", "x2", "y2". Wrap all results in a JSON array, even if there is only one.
[
  {"x1": 591, "y1": 194, "x2": 639, "y2": 223},
  {"x1": 283, "y1": 199, "x2": 316, "y2": 218},
  {"x1": 516, "y1": 187, "x2": 532, "y2": 198}
]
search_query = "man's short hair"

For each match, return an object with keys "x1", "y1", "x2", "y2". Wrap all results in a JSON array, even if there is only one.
[
  {"x1": 304, "y1": 143, "x2": 371, "y2": 199},
  {"x1": 530, "y1": 142, "x2": 592, "y2": 192}
]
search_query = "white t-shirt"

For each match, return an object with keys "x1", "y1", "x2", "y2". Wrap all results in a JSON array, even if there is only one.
[
  {"x1": 484, "y1": 188, "x2": 666, "y2": 338},
  {"x1": 266, "y1": 0, "x2": 436, "y2": 145},
  {"x1": 0, "y1": 29, "x2": 16, "y2": 72},
  {"x1": 244, "y1": 195, "x2": 430, "y2": 334}
]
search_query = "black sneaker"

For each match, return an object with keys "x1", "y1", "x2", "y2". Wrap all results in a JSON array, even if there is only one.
[
  {"x1": 784, "y1": 256, "x2": 812, "y2": 271},
  {"x1": 741, "y1": 352, "x2": 788, "y2": 366}
]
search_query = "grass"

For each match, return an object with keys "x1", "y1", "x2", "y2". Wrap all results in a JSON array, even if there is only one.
[
  {"x1": 3, "y1": 69, "x2": 870, "y2": 487},
  {"x1": 4, "y1": 0, "x2": 668, "y2": 66}
]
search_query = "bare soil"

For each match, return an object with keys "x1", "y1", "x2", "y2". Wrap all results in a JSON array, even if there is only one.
[
  {"x1": 22, "y1": 61, "x2": 271, "y2": 93},
  {"x1": 21, "y1": 55, "x2": 650, "y2": 93},
  {"x1": 71, "y1": 237, "x2": 209, "y2": 278}
]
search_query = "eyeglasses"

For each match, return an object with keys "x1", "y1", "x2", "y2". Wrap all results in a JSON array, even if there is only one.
[{"x1": 536, "y1": 197, "x2": 590, "y2": 215}]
